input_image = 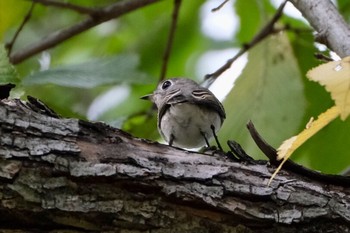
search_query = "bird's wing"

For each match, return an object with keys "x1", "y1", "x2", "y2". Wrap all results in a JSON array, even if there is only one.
[
  {"x1": 190, "y1": 89, "x2": 226, "y2": 120},
  {"x1": 158, "y1": 87, "x2": 226, "y2": 128}
]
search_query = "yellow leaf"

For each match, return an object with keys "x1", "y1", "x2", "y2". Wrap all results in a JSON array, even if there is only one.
[
  {"x1": 307, "y1": 56, "x2": 350, "y2": 120},
  {"x1": 268, "y1": 106, "x2": 340, "y2": 185},
  {"x1": 268, "y1": 56, "x2": 350, "y2": 185},
  {"x1": 276, "y1": 136, "x2": 297, "y2": 160}
]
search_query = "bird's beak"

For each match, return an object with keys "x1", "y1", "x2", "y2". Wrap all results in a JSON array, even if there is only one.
[{"x1": 140, "y1": 94, "x2": 153, "y2": 101}]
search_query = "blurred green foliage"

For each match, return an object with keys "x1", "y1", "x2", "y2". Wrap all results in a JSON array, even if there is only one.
[
  {"x1": 0, "y1": 46, "x2": 18, "y2": 84},
  {"x1": 219, "y1": 33, "x2": 306, "y2": 158},
  {"x1": 1, "y1": 0, "x2": 349, "y2": 174}
]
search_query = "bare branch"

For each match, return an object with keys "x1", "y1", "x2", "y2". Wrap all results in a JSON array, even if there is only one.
[
  {"x1": 159, "y1": 0, "x2": 182, "y2": 82},
  {"x1": 205, "y1": 0, "x2": 288, "y2": 82},
  {"x1": 5, "y1": 2, "x2": 36, "y2": 55},
  {"x1": 289, "y1": 0, "x2": 350, "y2": 58},
  {"x1": 30, "y1": 0, "x2": 97, "y2": 14},
  {"x1": 314, "y1": 53, "x2": 333, "y2": 62},
  {"x1": 9, "y1": 0, "x2": 161, "y2": 64},
  {"x1": 211, "y1": 0, "x2": 230, "y2": 12}
]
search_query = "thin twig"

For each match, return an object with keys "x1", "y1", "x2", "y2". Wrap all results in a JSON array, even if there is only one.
[
  {"x1": 211, "y1": 0, "x2": 230, "y2": 12},
  {"x1": 5, "y1": 2, "x2": 36, "y2": 55},
  {"x1": 9, "y1": 0, "x2": 161, "y2": 64},
  {"x1": 205, "y1": 0, "x2": 288, "y2": 82},
  {"x1": 30, "y1": 0, "x2": 97, "y2": 14},
  {"x1": 314, "y1": 53, "x2": 334, "y2": 62},
  {"x1": 159, "y1": 0, "x2": 182, "y2": 82}
]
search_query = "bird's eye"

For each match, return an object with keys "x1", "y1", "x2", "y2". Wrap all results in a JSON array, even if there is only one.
[{"x1": 162, "y1": 80, "x2": 172, "y2": 90}]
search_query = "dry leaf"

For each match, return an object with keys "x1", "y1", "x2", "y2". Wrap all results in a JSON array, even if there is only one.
[
  {"x1": 307, "y1": 56, "x2": 350, "y2": 120},
  {"x1": 268, "y1": 106, "x2": 340, "y2": 185},
  {"x1": 268, "y1": 56, "x2": 350, "y2": 185}
]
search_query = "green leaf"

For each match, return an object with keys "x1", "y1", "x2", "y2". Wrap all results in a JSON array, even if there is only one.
[
  {"x1": 219, "y1": 33, "x2": 306, "y2": 158},
  {"x1": 235, "y1": 0, "x2": 262, "y2": 43},
  {"x1": 0, "y1": 44, "x2": 18, "y2": 84},
  {"x1": 22, "y1": 54, "x2": 151, "y2": 88},
  {"x1": 338, "y1": 0, "x2": 350, "y2": 22},
  {"x1": 288, "y1": 30, "x2": 329, "y2": 122}
]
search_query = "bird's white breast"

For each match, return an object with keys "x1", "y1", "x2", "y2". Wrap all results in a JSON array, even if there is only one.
[{"x1": 159, "y1": 103, "x2": 222, "y2": 148}]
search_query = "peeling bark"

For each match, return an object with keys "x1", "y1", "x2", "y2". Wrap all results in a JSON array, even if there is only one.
[{"x1": 0, "y1": 99, "x2": 349, "y2": 232}]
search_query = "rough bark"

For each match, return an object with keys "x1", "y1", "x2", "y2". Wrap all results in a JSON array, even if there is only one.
[
  {"x1": 289, "y1": 0, "x2": 350, "y2": 58},
  {"x1": 0, "y1": 99, "x2": 349, "y2": 232}
]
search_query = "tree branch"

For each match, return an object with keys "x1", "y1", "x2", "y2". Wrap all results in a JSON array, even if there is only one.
[
  {"x1": 30, "y1": 0, "x2": 97, "y2": 14},
  {"x1": 5, "y1": 2, "x2": 36, "y2": 55},
  {"x1": 9, "y1": 0, "x2": 162, "y2": 64},
  {"x1": 159, "y1": 0, "x2": 182, "y2": 82},
  {"x1": 289, "y1": 0, "x2": 350, "y2": 57},
  {"x1": 205, "y1": 0, "x2": 287, "y2": 82},
  {"x1": 211, "y1": 0, "x2": 230, "y2": 12},
  {"x1": 0, "y1": 99, "x2": 349, "y2": 232}
]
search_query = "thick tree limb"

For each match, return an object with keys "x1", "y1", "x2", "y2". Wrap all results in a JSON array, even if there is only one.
[
  {"x1": 0, "y1": 99, "x2": 349, "y2": 232},
  {"x1": 289, "y1": 0, "x2": 350, "y2": 57}
]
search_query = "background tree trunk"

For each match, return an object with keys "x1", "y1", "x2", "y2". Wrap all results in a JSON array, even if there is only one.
[{"x1": 0, "y1": 99, "x2": 349, "y2": 232}]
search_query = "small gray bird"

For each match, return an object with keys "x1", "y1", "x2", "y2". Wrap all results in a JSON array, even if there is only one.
[{"x1": 141, "y1": 78, "x2": 226, "y2": 149}]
